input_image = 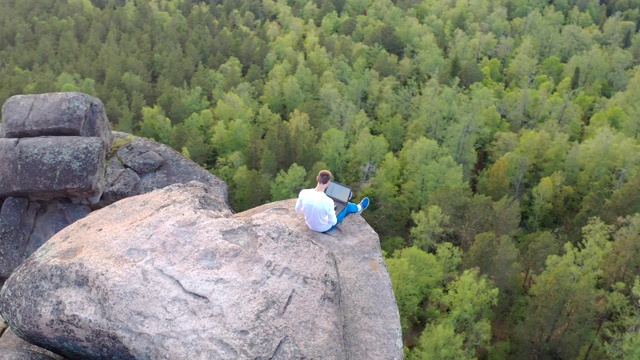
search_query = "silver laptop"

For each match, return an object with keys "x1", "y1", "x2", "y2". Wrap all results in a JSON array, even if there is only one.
[{"x1": 325, "y1": 181, "x2": 352, "y2": 214}]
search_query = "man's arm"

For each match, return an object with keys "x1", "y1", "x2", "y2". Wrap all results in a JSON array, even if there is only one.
[{"x1": 295, "y1": 191, "x2": 304, "y2": 213}]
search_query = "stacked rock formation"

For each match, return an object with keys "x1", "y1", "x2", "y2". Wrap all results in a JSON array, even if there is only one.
[
  {"x1": 0, "y1": 92, "x2": 111, "y2": 287},
  {"x1": 0, "y1": 92, "x2": 111, "y2": 201},
  {"x1": 0, "y1": 93, "x2": 228, "y2": 288}
]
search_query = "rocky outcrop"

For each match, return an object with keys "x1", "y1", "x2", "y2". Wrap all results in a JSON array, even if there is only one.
[
  {"x1": 0, "y1": 92, "x2": 111, "y2": 287},
  {"x1": 0, "y1": 92, "x2": 401, "y2": 359},
  {"x1": 0, "y1": 182, "x2": 403, "y2": 359},
  {"x1": 0, "y1": 93, "x2": 227, "y2": 287},
  {"x1": 0, "y1": 92, "x2": 111, "y2": 203},
  {"x1": 98, "y1": 132, "x2": 227, "y2": 207}
]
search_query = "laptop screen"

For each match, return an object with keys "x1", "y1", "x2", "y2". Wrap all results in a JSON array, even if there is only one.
[{"x1": 325, "y1": 182, "x2": 351, "y2": 203}]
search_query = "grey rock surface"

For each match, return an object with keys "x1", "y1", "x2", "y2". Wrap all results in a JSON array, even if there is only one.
[
  {"x1": 27, "y1": 200, "x2": 91, "y2": 255},
  {"x1": 0, "y1": 197, "x2": 30, "y2": 232},
  {"x1": 0, "y1": 348, "x2": 56, "y2": 360},
  {"x1": 0, "y1": 137, "x2": 106, "y2": 201},
  {"x1": 0, "y1": 182, "x2": 402, "y2": 359},
  {"x1": 100, "y1": 158, "x2": 142, "y2": 205},
  {"x1": 97, "y1": 132, "x2": 227, "y2": 208},
  {"x1": 0, "y1": 197, "x2": 37, "y2": 281},
  {"x1": 0, "y1": 92, "x2": 111, "y2": 150},
  {"x1": 0, "y1": 198, "x2": 90, "y2": 283},
  {"x1": 119, "y1": 146, "x2": 164, "y2": 174},
  {"x1": 0, "y1": 326, "x2": 64, "y2": 360}
]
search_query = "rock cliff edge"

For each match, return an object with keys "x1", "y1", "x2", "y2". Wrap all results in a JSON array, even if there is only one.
[
  {"x1": 0, "y1": 92, "x2": 403, "y2": 359},
  {"x1": 0, "y1": 182, "x2": 403, "y2": 359}
]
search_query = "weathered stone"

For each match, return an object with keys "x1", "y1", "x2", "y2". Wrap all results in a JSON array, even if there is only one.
[
  {"x1": 100, "y1": 132, "x2": 227, "y2": 205},
  {"x1": 0, "y1": 137, "x2": 106, "y2": 202},
  {"x1": 99, "y1": 158, "x2": 141, "y2": 205},
  {"x1": 0, "y1": 198, "x2": 39, "y2": 281},
  {"x1": 120, "y1": 148, "x2": 163, "y2": 174},
  {"x1": 0, "y1": 198, "x2": 90, "y2": 282},
  {"x1": 0, "y1": 92, "x2": 111, "y2": 150},
  {"x1": 0, "y1": 182, "x2": 402, "y2": 359},
  {"x1": 27, "y1": 200, "x2": 91, "y2": 256},
  {"x1": 0, "y1": 327, "x2": 65, "y2": 360},
  {"x1": 0, "y1": 348, "x2": 56, "y2": 360},
  {"x1": 0, "y1": 197, "x2": 29, "y2": 231}
]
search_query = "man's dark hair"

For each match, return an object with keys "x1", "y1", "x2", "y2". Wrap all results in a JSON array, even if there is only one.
[{"x1": 317, "y1": 170, "x2": 332, "y2": 184}]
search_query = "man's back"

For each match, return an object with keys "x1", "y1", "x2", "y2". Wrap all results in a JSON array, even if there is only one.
[{"x1": 295, "y1": 188, "x2": 337, "y2": 232}]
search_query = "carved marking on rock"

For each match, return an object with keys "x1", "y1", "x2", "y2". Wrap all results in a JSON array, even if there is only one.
[{"x1": 264, "y1": 260, "x2": 315, "y2": 286}]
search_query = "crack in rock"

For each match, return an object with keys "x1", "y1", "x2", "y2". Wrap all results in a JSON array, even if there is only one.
[{"x1": 154, "y1": 266, "x2": 210, "y2": 302}]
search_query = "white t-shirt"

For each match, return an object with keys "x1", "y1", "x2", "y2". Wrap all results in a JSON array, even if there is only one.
[{"x1": 295, "y1": 188, "x2": 337, "y2": 232}]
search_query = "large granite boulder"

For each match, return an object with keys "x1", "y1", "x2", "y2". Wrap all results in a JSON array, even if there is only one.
[
  {"x1": 0, "y1": 92, "x2": 112, "y2": 203},
  {"x1": 0, "y1": 137, "x2": 106, "y2": 201},
  {"x1": 0, "y1": 92, "x2": 111, "y2": 148},
  {"x1": 0, "y1": 182, "x2": 403, "y2": 359}
]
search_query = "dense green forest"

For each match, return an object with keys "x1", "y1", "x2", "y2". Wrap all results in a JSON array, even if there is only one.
[{"x1": 2, "y1": 0, "x2": 640, "y2": 358}]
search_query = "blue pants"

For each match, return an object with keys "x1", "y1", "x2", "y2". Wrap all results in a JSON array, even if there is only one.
[{"x1": 326, "y1": 202, "x2": 359, "y2": 232}]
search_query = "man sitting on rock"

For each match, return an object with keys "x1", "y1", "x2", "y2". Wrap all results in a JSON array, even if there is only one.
[{"x1": 295, "y1": 170, "x2": 369, "y2": 232}]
